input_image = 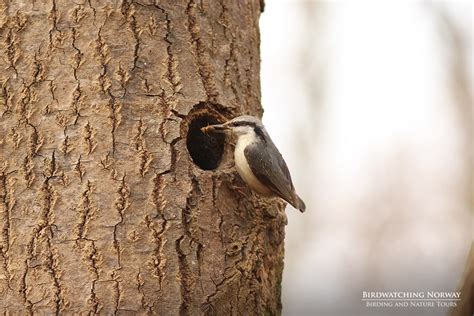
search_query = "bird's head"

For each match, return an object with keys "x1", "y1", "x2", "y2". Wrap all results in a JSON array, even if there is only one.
[{"x1": 201, "y1": 115, "x2": 265, "y2": 138}]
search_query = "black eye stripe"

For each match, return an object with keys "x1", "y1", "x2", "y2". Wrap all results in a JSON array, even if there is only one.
[
  {"x1": 231, "y1": 121, "x2": 257, "y2": 128},
  {"x1": 230, "y1": 121, "x2": 267, "y2": 143}
]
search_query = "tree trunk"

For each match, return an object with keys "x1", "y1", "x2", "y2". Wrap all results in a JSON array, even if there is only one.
[{"x1": 0, "y1": 0, "x2": 286, "y2": 314}]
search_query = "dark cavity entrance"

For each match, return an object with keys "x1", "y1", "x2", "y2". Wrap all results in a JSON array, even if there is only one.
[{"x1": 186, "y1": 116, "x2": 225, "y2": 170}]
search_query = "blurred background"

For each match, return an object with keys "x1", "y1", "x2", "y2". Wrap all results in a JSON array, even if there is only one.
[{"x1": 259, "y1": 1, "x2": 472, "y2": 315}]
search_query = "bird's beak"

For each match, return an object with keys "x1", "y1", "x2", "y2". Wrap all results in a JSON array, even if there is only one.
[{"x1": 201, "y1": 123, "x2": 229, "y2": 134}]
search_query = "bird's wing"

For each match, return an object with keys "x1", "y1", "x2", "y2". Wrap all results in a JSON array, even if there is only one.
[{"x1": 244, "y1": 140, "x2": 296, "y2": 206}]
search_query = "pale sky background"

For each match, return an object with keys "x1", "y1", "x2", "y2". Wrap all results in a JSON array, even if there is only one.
[{"x1": 260, "y1": 1, "x2": 472, "y2": 315}]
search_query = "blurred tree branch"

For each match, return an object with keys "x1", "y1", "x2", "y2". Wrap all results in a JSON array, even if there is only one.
[
  {"x1": 431, "y1": 5, "x2": 474, "y2": 316},
  {"x1": 433, "y1": 4, "x2": 473, "y2": 211}
]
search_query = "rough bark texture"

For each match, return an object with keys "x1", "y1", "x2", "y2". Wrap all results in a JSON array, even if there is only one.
[{"x1": 0, "y1": 0, "x2": 286, "y2": 314}]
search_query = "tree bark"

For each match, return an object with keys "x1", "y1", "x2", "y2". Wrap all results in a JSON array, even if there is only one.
[{"x1": 0, "y1": 0, "x2": 286, "y2": 314}]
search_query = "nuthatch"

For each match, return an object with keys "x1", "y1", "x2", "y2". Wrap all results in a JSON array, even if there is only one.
[{"x1": 202, "y1": 115, "x2": 306, "y2": 213}]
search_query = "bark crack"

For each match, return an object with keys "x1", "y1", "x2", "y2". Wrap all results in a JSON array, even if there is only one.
[
  {"x1": 22, "y1": 152, "x2": 63, "y2": 314},
  {"x1": 48, "y1": 0, "x2": 63, "y2": 51},
  {"x1": 75, "y1": 181, "x2": 93, "y2": 240},
  {"x1": 113, "y1": 176, "x2": 130, "y2": 268},
  {"x1": 163, "y1": 15, "x2": 182, "y2": 95},
  {"x1": 87, "y1": 0, "x2": 97, "y2": 25},
  {"x1": 0, "y1": 79, "x2": 13, "y2": 117},
  {"x1": 75, "y1": 239, "x2": 101, "y2": 314},
  {"x1": 26, "y1": 122, "x2": 42, "y2": 157},
  {"x1": 46, "y1": 79, "x2": 58, "y2": 114},
  {"x1": 83, "y1": 122, "x2": 96, "y2": 156},
  {"x1": 31, "y1": 52, "x2": 45, "y2": 84},
  {"x1": 22, "y1": 155, "x2": 35, "y2": 188},
  {"x1": 155, "y1": 5, "x2": 182, "y2": 96},
  {"x1": 20, "y1": 259, "x2": 33, "y2": 314},
  {"x1": 90, "y1": 244, "x2": 100, "y2": 313},
  {"x1": 149, "y1": 171, "x2": 171, "y2": 290},
  {"x1": 107, "y1": 97, "x2": 120, "y2": 155},
  {"x1": 185, "y1": 0, "x2": 219, "y2": 101},
  {"x1": 212, "y1": 175, "x2": 225, "y2": 246},
  {"x1": 95, "y1": 24, "x2": 110, "y2": 94},
  {"x1": 224, "y1": 38, "x2": 239, "y2": 102},
  {"x1": 46, "y1": 232, "x2": 63, "y2": 315},
  {"x1": 73, "y1": 155, "x2": 86, "y2": 182},
  {"x1": 147, "y1": 214, "x2": 167, "y2": 291},
  {"x1": 176, "y1": 235, "x2": 191, "y2": 316},
  {"x1": 136, "y1": 269, "x2": 152, "y2": 312},
  {"x1": 202, "y1": 270, "x2": 239, "y2": 313},
  {"x1": 0, "y1": 172, "x2": 13, "y2": 253},
  {"x1": 95, "y1": 23, "x2": 121, "y2": 155},
  {"x1": 121, "y1": 1, "x2": 140, "y2": 72},
  {"x1": 5, "y1": 28, "x2": 19, "y2": 75},
  {"x1": 133, "y1": 119, "x2": 152, "y2": 177},
  {"x1": 70, "y1": 27, "x2": 84, "y2": 126},
  {"x1": 0, "y1": 171, "x2": 14, "y2": 291},
  {"x1": 112, "y1": 270, "x2": 122, "y2": 315},
  {"x1": 219, "y1": 0, "x2": 240, "y2": 103}
]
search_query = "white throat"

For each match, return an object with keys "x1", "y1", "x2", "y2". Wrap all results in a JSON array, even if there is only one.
[{"x1": 233, "y1": 132, "x2": 272, "y2": 196}]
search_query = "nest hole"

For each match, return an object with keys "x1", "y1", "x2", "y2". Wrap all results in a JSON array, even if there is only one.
[{"x1": 186, "y1": 115, "x2": 225, "y2": 170}]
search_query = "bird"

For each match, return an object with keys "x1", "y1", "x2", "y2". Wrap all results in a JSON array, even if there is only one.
[{"x1": 201, "y1": 115, "x2": 306, "y2": 213}]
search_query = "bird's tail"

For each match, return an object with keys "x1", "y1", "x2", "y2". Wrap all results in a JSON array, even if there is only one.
[{"x1": 292, "y1": 194, "x2": 306, "y2": 213}]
